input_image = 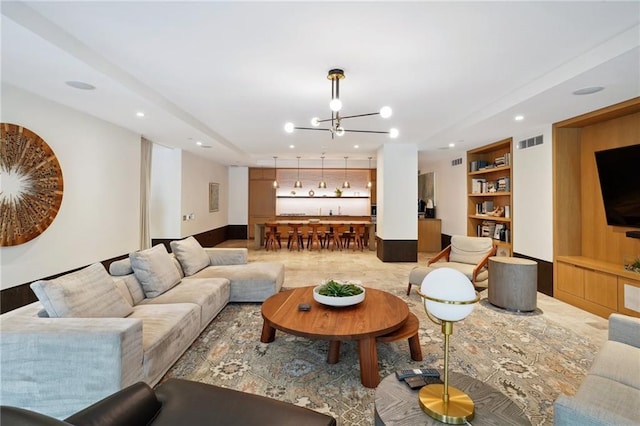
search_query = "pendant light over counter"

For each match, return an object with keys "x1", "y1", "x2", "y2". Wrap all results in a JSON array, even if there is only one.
[
  {"x1": 318, "y1": 155, "x2": 327, "y2": 188},
  {"x1": 294, "y1": 156, "x2": 303, "y2": 188},
  {"x1": 342, "y1": 156, "x2": 350, "y2": 189},
  {"x1": 272, "y1": 156, "x2": 279, "y2": 189}
]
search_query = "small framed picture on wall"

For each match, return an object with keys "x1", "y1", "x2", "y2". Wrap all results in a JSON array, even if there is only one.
[{"x1": 209, "y1": 182, "x2": 219, "y2": 212}]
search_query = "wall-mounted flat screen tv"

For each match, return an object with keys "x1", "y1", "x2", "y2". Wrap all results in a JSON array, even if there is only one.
[{"x1": 594, "y1": 144, "x2": 640, "y2": 228}]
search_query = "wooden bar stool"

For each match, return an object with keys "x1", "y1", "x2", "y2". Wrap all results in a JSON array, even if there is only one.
[
  {"x1": 307, "y1": 222, "x2": 323, "y2": 251},
  {"x1": 287, "y1": 223, "x2": 303, "y2": 251},
  {"x1": 351, "y1": 224, "x2": 365, "y2": 251},
  {"x1": 376, "y1": 312, "x2": 422, "y2": 361},
  {"x1": 264, "y1": 222, "x2": 281, "y2": 251},
  {"x1": 326, "y1": 224, "x2": 343, "y2": 251}
]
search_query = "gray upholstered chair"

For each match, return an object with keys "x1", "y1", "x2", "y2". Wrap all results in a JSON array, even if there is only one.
[{"x1": 407, "y1": 235, "x2": 496, "y2": 295}]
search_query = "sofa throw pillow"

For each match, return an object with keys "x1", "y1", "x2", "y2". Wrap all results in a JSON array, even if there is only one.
[
  {"x1": 170, "y1": 236, "x2": 210, "y2": 276},
  {"x1": 30, "y1": 263, "x2": 133, "y2": 318},
  {"x1": 130, "y1": 244, "x2": 181, "y2": 298},
  {"x1": 109, "y1": 258, "x2": 134, "y2": 276}
]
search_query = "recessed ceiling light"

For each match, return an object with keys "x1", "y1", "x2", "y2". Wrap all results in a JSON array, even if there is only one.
[
  {"x1": 573, "y1": 86, "x2": 604, "y2": 96},
  {"x1": 65, "y1": 81, "x2": 95, "y2": 90},
  {"x1": 289, "y1": 145, "x2": 295, "y2": 149},
  {"x1": 196, "y1": 141, "x2": 203, "y2": 146},
  {"x1": 514, "y1": 115, "x2": 524, "y2": 121},
  {"x1": 448, "y1": 143, "x2": 455, "y2": 148},
  {"x1": 136, "y1": 111, "x2": 145, "y2": 118},
  {"x1": 354, "y1": 145, "x2": 359, "y2": 149}
]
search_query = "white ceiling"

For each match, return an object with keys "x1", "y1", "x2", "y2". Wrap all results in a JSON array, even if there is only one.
[{"x1": 2, "y1": 1, "x2": 639, "y2": 169}]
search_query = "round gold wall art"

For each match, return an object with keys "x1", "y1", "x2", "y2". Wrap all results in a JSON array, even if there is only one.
[{"x1": 0, "y1": 123, "x2": 64, "y2": 246}]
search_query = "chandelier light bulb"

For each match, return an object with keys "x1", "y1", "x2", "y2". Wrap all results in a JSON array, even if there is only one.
[
  {"x1": 311, "y1": 117, "x2": 320, "y2": 127},
  {"x1": 329, "y1": 98, "x2": 342, "y2": 112},
  {"x1": 379, "y1": 106, "x2": 392, "y2": 118},
  {"x1": 335, "y1": 126, "x2": 345, "y2": 137},
  {"x1": 389, "y1": 128, "x2": 399, "y2": 139},
  {"x1": 284, "y1": 122, "x2": 295, "y2": 133}
]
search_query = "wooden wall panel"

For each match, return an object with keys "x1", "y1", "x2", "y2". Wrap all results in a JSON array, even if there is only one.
[
  {"x1": 579, "y1": 112, "x2": 640, "y2": 263},
  {"x1": 553, "y1": 127, "x2": 582, "y2": 257}
]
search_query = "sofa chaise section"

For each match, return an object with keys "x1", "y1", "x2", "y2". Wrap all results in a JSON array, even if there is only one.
[{"x1": 170, "y1": 238, "x2": 284, "y2": 302}]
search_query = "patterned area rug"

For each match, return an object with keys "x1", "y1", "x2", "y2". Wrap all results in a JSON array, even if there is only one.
[{"x1": 162, "y1": 288, "x2": 600, "y2": 425}]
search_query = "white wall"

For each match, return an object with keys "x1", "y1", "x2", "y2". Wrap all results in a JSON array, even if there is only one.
[
  {"x1": 180, "y1": 151, "x2": 228, "y2": 237},
  {"x1": 512, "y1": 126, "x2": 553, "y2": 261},
  {"x1": 377, "y1": 143, "x2": 418, "y2": 240},
  {"x1": 228, "y1": 166, "x2": 248, "y2": 225},
  {"x1": 1, "y1": 84, "x2": 141, "y2": 290},
  {"x1": 150, "y1": 144, "x2": 182, "y2": 239},
  {"x1": 421, "y1": 151, "x2": 468, "y2": 237}
]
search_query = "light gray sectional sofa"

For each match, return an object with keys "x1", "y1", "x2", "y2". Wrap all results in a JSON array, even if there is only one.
[
  {"x1": 0, "y1": 237, "x2": 284, "y2": 419},
  {"x1": 554, "y1": 313, "x2": 640, "y2": 425}
]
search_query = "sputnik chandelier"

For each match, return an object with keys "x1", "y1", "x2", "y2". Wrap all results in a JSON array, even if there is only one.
[{"x1": 284, "y1": 68, "x2": 399, "y2": 139}]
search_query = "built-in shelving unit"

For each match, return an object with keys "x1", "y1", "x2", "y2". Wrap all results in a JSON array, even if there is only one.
[
  {"x1": 553, "y1": 97, "x2": 640, "y2": 318},
  {"x1": 467, "y1": 138, "x2": 513, "y2": 256}
]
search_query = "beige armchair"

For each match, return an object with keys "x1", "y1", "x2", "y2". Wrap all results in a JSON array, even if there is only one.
[{"x1": 407, "y1": 235, "x2": 496, "y2": 295}]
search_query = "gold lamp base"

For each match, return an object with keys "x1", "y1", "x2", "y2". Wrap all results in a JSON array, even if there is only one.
[{"x1": 419, "y1": 384, "x2": 475, "y2": 425}]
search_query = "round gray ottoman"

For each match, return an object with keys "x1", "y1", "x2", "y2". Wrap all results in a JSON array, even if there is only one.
[{"x1": 488, "y1": 256, "x2": 537, "y2": 312}]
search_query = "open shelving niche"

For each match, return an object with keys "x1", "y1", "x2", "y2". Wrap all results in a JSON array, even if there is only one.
[
  {"x1": 553, "y1": 97, "x2": 640, "y2": 318},
  {"x1": 466, "y1": 137, "x2": 513, "y2": 256}
]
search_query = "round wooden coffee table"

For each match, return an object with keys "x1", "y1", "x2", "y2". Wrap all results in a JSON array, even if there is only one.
[{"x1": 261, "y1": 286, "x2": 409, "y2": 388}]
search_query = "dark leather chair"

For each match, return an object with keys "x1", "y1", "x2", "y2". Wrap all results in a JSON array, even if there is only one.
[{"x1": 1, "y1": 379, "x2": 337, "y2": 426}]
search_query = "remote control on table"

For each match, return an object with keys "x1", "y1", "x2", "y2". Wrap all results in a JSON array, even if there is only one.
[
  {"x1": 403, "y1": 375, "x2": 444, "y2": 390},
  {"x1": 404, "y1": 376, "x2": 427, "y2": 389},
  {"x1": 395, "y1": 368, "x2": 440, "y2": 380}
]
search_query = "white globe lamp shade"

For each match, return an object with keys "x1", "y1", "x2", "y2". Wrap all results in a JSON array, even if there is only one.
[
  {"x1": 311, "y1": 117, "x2": 320, "y2": 127},
  {"x1": 379, "y1": 106, "x2": 392, "y2": 118},
  {"x1": 335, "y1": 126, "x2": 345, "y2": 137},
  {"x1": 284, "y1": 122, "x2": 295, "y2": 133},
  {"x1": 420, "y1": 268, "x2": 476, "y2": 322},
  {"x1": 329, "y1": 98, "x2": 343, "y2": 112},
  {"x1": 389, "y1": 128, "x2": 399, "y2": 139}
]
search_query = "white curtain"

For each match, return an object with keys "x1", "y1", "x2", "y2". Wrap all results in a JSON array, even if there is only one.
[{"x1": 140, "y1": 137, "x2": 152, "y2": 249}]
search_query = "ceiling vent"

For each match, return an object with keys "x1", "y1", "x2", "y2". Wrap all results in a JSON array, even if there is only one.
[
  {"x1": 517, "y1": 135, "x2": 543, "y2": 150},
  {"x1": 451, "y1": 158, "x2": 463, "y2": 166}
]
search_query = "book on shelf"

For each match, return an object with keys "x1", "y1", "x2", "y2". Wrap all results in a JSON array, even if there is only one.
[
  {"x1": 471, "y1": 178, "x2": 486, "y2": 193},
  {"x1": 469, "y1": 160, "x2": 489, "y2": 172},
  {"x1": 504, "y1": 205, "x2": 510, "y2": 218},
  {"x1": 480, "y1": 220, "x2": 496, "y2": 238},
  {"x1": 475, "y1": 200, "x2": 494, "y2": 215},
  {"x1": 497, "y1": 177, "x2": 510, "y2": 192}
]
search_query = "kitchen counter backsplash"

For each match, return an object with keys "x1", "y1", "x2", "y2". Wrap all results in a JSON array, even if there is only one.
[{"x1": 276, "y1": 197, "x2": 369, "y2": 217}]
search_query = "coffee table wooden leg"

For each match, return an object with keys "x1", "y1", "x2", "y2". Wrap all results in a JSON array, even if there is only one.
[
  {"x1": 358, "y1": 337, "x2": 380, "y2": 388},
  {"x1": 327, "y1": 340, "x2": 341, "y2": 364},
  {"x1": 408, "y1": 335, "x2": 423, "y2": 361},
  {"x1": 260, "y1": 321, "x2": 276, "y2": 343}
]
